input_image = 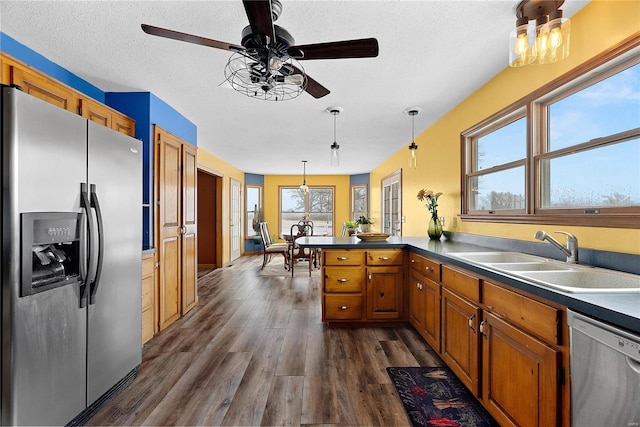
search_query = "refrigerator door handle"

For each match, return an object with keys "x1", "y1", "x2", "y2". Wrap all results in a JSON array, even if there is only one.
[
  {"x1": 89, "y1": 183, "x2": 104, "y2": 305},
  {"x1": 80, "y1": 183, "x2": 92, "y2": 308}
]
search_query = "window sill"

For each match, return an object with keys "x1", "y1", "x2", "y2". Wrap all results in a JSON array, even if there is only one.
[{"x1": 460, "y1": 214, "x2": 640, "y2": 229}]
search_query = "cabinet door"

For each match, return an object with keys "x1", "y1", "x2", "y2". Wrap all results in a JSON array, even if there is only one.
[
  {"x1": 366, "y1": 266, "x2": 403, "y2": 320},
  {"x1": 10, "y1": 66, "x2": 77, "y2": 112},
  {"x1": 112, "y1": 111, "x2": 136, "y2": 137},
  {"x1": 441, "y1": 288, "x2": 480, "y2": 396},
  {"x1": 79, "y1": 97, "x2": 112, "y2": 128},
  {"x1": 181, "y1": 142, "x2": 198, "y2": 314},
  {"x1": 481, "y1": 312, "x2": 560, "y2": 427},
  {"x1": 421, "y1": 276, "x2": 441, "y2": 353},
  {"x1": 409, "y1": 271, "x2": 425, "y2": 331},
  {"x1": 156, "y1": 129, "x2": 182, "y2": 330}
]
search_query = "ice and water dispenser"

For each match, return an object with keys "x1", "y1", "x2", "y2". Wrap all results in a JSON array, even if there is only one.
[{"x1": 21, "y1": 212, "x2": 84, "y2": 296}]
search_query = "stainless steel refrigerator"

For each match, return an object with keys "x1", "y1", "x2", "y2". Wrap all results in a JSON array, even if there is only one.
[{"x1": 1, "y1": 86, "x2": 142, "y2": 426}]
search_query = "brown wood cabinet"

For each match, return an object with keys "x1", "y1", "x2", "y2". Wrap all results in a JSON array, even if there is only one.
[
  {"x1": 155, "y1": 126, "x2": 197, "y2": 331},
  {"x1": 481, "y1": 312, "x2": 560, "y2": 427},
  {"x1": 408, "y1": 252, "x2": 441, "y2": 352},
  {"x1": 1, "y1": 53, "x2": 135, "y2": 136},
  {"x1": 141, "y1": 253, "x2": 156, "y2": 344},
  {"x1": 322, "y1": 249, "x2": 404, "y2": 324},
  {"x1": 441, "y1": 287, "x2": 481, "y2": 396}
]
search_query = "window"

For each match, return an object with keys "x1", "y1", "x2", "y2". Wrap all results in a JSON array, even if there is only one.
[
  {"x1": 280, "y1": 186, "x2": 335, "y2": 235},
  {"x1": 461, "y1": 37, "x2": 640, "y2": 228},
  {"x1": 351, "y1": 184, "x2": 368, "y2": 221},
  {"x1": 245, "y1": 185, "x2": 262, "y2": 238}
]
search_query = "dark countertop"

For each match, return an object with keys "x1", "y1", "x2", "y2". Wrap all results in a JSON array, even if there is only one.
[{"x1": 296, "y1": 236, "x2": 640, "y2": 334}]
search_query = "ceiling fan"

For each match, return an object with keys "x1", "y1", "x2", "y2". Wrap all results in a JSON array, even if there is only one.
[{"x1": 141, "y1": 0, "x2": 379, "y2": 100}]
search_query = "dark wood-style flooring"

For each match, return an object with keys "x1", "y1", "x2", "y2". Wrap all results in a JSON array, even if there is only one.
[{"x1": 87, "y1": 255, "x2": 443, "y2": 426}]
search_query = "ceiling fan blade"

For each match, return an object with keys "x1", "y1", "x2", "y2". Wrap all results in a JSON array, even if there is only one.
[
  {"x1": 303, "y1": 74, "x2": 331, "y2": 98},
  {"x1": 141, "y1": 24, "x2": 244, "y2": 52},
  {"x1": 288, "y1": 38, "x2": 379, "y2": 60},
  {"x1": 283, "y1": 63, "x2": 330, "y2": 98},
  {"x1": 242, "y1": 0, "x2": 275, "y2": 46}
]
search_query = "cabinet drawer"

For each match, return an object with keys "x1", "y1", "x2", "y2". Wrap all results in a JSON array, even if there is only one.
[
  {"x1": 483, "y1": 280, "x2": 561, "y2": 345},
  {"x1": 324, "y1": 267, "x2": 364, "y2": 292},
  {"x1": 323, "y1": 250, "x2": 364, "y2": 266},
  {"x1": 142, "y1": 275, "x2": 154, "y2": 309},
  {"x1": 324, "y1": 295, "x2": 363, "y2": 320},
  {"x1": 142, "y1": 307, "x2": 154, "y2": 344},
  {"x1": 409, "y1": 252, "x2": 441, "y2": 281},
  {"x1": 442, "y1": 264, "x2": 480, "y2": 303},
  {"x1": 366, "y1": 249, "x2": 404, "y2": 266},
  {"x1": 142, "y1": 254, "x2": 155, "y2": 277}
]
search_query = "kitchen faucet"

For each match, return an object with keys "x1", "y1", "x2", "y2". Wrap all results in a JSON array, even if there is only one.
[{"x1": 535, "y1": 230, "x2": 578, "y2": 264}]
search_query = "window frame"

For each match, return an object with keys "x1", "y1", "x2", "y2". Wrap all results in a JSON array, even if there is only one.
[
  {"x1": 350, "y1": 184, "x2": 368, "y2": 221},
  {"x1": 245, "y1": 184, "x2": 262, "y2": 239},
  {"x1": 278, "y1": 185, "x2": 336, "y2": 235},
  {"x1": 460, "y1": 33, "x2": 640, "y2": 229}
]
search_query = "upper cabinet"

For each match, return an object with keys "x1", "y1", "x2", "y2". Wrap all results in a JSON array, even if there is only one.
[{"x1": 1, "y1": 53, "x2": 135, "y2": 137}]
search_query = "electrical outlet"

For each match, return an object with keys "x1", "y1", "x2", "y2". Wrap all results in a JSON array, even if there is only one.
[
  {"x1": 401, "y1": 216, "x2": 406, "y2": 223},
  {"x1": 452, "y1": 217, "x2": 458, "y2": 228}
]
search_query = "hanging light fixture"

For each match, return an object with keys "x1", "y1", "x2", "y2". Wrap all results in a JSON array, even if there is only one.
[
  {"x1": 327, "y1": 106, "x2": 343, "y2": 167},
  {"x1": 299, "y1": 160, "x2": 309, "y2": 195},
  {"x1": 509, "y1": 0, "x2": 570, "y2": 67},
  {"x1": 405, "y1": 107, "x2": 421, "y2": 169}
]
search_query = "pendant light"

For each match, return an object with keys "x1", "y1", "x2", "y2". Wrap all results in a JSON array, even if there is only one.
[
  {"x1": 299, "y1": 160, "x2": 309, "y2": 195},
  {"x1": 327, "y1": 107, "x2": 343, "y2": 168},
  {"x1": 405, "y1": 107, "x2": 421, "y2": 169}
]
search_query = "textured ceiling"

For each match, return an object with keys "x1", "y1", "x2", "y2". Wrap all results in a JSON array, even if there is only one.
[{"x1": 0, "y1": 0, "x2": 588, "y2": 175}]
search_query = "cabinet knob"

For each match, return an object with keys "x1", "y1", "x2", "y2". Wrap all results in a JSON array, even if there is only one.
[
  {"x1": 425, "y1": 266, "x2": 433, "y2": 272},
  {"x1": 338, "y1": 305, "x2": 350, "y2": 310},
  {"x1": 337, "y1": 278, "x2": 350, "y2": 283},
  {"x1": 479, "y1": 319, "x2": 487, "y2": 336},
  {"x1": 411, "y1": 259, "x2": 416, "y2": 263},
  {"x1": 337, "y1": 256, "x2": 350, "y2": 261},
  {"x1": 378, "y1": 256, "x2": 391, "y2": 261}
]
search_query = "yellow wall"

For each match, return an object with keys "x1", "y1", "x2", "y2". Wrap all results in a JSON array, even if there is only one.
[
  {"x1": 264, "y1": 174, "x2": 351, "y2": 238},
  {"x1": 197, "y1": 148, "x2": 245, "y2": 265},
  {"x1": 371, "y1": 0, "x2": 640, "y2": 255}
]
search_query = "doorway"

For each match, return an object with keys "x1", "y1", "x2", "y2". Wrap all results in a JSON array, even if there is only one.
[{"x1": 197, "y1": 168, "x2": 222, "y2": 270}]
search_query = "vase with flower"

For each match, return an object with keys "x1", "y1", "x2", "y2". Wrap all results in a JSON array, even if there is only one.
[{"x1": 417, "y1": 188, "x2": 443, "y2": 239}]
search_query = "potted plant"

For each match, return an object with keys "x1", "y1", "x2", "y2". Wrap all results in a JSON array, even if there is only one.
[
  {"x1": 356, "y1": 215, "x2": 373, "y2": 233},
  {"x1": 345, "y1": 220, "x2": 359, "y2": 236}
]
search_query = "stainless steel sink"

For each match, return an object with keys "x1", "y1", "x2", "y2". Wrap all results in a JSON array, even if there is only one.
[
  {"x1": 447, "y1": 251, "x2": 545, "y2": 264},
  {"x1": 519, "y1": 269, "x2": 640, "y2": 293},
  {"x1": 487, "y1": 262, "x2": 572, "y2": 272},
  {"x1": 447, "y1": 251, "x2": 640, "y2": 293}
]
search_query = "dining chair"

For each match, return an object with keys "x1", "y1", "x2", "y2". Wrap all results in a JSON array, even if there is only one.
[
  {"x1": 259, "y1": 222, "x2": 289, "y2": 270},
  {"x1": 288, "y1": 222, "x2": 315, "y2": 277}
]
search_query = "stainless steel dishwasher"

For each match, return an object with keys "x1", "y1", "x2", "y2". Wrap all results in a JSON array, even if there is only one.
[{"x1": 568, "y1": 310, "x2": 640, "y2": 427}]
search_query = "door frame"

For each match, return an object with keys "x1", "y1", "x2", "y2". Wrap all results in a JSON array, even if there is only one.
[
  {"x1": 381, "y1": 169, "x2": 402, "y2": 236},
  {"x1": 230, "y1": 177, "x2": 242, "y2": 261}
]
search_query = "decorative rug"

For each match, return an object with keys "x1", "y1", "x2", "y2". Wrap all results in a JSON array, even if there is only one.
[
  {"x1": 387, "y1": 367, "x2": 499, "y2": 427},
  {"x1": 258, "y1": 261, "x2": 321, "y2": 278}
]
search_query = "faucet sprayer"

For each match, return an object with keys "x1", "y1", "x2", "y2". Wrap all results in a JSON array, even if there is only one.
[{"x1": 535, "y1": 230, "x2": 579, "y2": 264}]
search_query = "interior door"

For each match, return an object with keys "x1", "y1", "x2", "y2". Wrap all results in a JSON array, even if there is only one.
[
  {"x1": 230, "y1": 178, "x2": 242, "y2": 261},
  {"x1": 381, "y1": 170, "x2": 402, "y2": 236},
  {"x1": 181, "y1": 143, "x2": 197, "y2": 314}
]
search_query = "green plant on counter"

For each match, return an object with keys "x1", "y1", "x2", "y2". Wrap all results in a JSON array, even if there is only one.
[
  {"x1": 356, "y1": 216, "x2": 372, "y2": 225},
  {"x1": 345, "y1": 220, "x2": 359, "y2": 229}
]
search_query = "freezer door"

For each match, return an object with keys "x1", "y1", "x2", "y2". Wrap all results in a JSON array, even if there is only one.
[
  {"x1": 86, "y1": 121, "x2": 142, "y2": 405},
  {"x1": 2, "y1": 87, "x2": 87, "y2": 425}
]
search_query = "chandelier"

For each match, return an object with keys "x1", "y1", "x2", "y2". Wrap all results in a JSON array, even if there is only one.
[
  {"x1": 224, "y1": 52, "x2": 307, "y2": 101},
  {"x1": 509, "y1": 0, "x2": 571, "y2": 67}
]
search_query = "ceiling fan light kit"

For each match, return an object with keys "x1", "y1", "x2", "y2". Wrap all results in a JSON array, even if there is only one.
[
  {"x1": 142, "y1": 0, "x2": 379, "y2": 100},
  {"x1": 327, "y1": 106, "x2": 343, "y2": 168},
  {"x1": 509, "y1": 0, "x2": 570, "y2": 67}
]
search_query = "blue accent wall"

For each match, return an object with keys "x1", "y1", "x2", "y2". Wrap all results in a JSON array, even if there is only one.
[
  {"x1": 1, "y1": 32, "x2": 104, "y2": 101},
  {"x1": 2, "y1": 32, "x2": 198, "y2": 249}
]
